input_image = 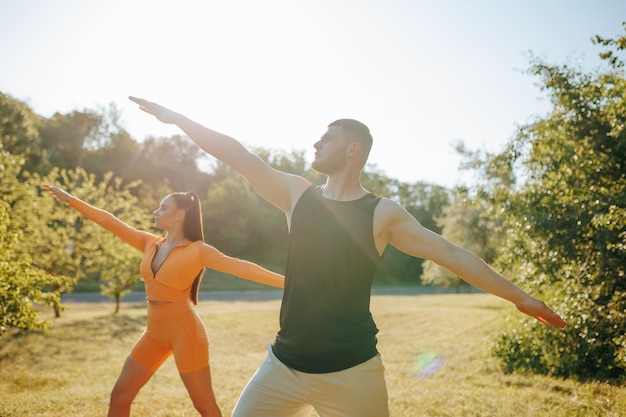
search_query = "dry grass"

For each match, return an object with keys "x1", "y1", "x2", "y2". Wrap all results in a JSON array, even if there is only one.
[{"x1": 1, "y1": 294, "x2": 624, "y2": 416}]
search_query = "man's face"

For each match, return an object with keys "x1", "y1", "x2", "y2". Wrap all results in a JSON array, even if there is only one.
[{"x1": 311, "y1": 126, "x2": 350, "y2": 175}]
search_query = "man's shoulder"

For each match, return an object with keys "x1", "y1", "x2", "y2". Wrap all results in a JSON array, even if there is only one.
[
  {"x1": 373, "y1": 197, "x2": 406, "y2": 222},
  {"x1": 375, "y1": 196, "x2": 402, "y2": 211}
]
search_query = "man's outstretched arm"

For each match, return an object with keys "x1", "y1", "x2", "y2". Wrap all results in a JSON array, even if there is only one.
[
  {"x1": 129, "y1": 96, "x2": 310, "y2": 214},
  {"x1": 376, "y1": 198, "x2": 567, "y2": 328}
]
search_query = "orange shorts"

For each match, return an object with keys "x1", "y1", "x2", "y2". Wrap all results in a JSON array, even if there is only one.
[{"x1": 129, "y1": 302, "x2": 209, "y2": 374}]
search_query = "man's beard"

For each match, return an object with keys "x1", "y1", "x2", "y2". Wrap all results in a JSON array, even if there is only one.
[{"x1": 311, "y1": 154, "x2": 347, "y2": 175}]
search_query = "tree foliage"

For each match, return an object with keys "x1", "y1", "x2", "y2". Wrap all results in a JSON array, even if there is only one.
[
  {"x1": 490, "y1": 28, "x2": 626, "y2": 380},
  {"x1": 0, "y1": 92, "x2": 46, "y2": 173},
  {"x1": 0, "y1": 150, "x2": 64, "y2": 332},
  {"x1": 71, "y1": 171, "x2": 152, "y2": 314},
  {"x1": 39, "y1": 110, "x2": 102, "y2": 170},
  {"x1": 203, "y1": 167, "x2": 287, "y2": 260},
  {"x1": 12, "y1": 169, "x2": 83, "y2": 318},
  {"x1": 0, "y1": 201, "x2": 59, "y2": 334},
  {"x1": 422, "y1": 189, "x2": 502, "y2": 292}
]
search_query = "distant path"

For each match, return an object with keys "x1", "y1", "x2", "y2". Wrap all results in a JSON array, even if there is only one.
[{"x1": 62, "y1": 286, "x2": 462, "y2": 303}]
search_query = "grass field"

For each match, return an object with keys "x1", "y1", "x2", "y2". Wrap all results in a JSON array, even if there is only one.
[{"x1": 1, "y1": 294, "x2": 624, "y2": 416}]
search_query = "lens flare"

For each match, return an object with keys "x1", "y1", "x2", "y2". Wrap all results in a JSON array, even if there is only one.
[{"x1": 413, "y1": 352, "x2": 445, "y2": 379}]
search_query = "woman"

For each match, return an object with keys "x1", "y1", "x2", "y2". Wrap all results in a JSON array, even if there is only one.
[{"x1": 43, "y1": 184, "x2": 284, "y2": 417}]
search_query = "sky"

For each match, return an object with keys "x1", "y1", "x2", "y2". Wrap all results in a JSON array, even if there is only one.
[{"x1": 1, "y1": 0, "x2": 624, "y2": 187}]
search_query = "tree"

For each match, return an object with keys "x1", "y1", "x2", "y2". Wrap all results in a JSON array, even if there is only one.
[
  {"x1": 0, "y1": 150, "x2": 64, "y2": 332},
  {"x1": 422, "y1": 189, "x2": 501, "y2": 292},
  {"x1": 0, "y1": 92, "x2": 47, "y2": 173},
  {"x1": 491, "y1": 27, "x2": 626, "y2": 380},
  {"x1": 203, "y1": 164, "x2": 287, "y2": 261},
  {"x1": 79, "y1": 172, "x2": 151, "y2": 313},
  {"x1": 129, "y1": 134, "x2": 212, "y2": 195},
  {"x1": 39, "y1": 110, "x2": 102, "y2": 170},
  {"x1": 13, "y1": 168, "x2": 92, "y2": 317},
  {"x1": 80, "y1": 103, "x2": 143, "y2": 183},
  {"x1": 0, "y1": 201, "x2": 61, "y2": 334}
]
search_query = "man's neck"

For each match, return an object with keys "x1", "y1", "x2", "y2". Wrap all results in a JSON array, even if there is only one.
[{"x1": 321, "y1": 175, "x2": 368, "y2": 201}]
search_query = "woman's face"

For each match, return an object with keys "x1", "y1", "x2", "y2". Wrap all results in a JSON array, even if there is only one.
[{"x1": 153, "y1": 196, "x2": 184, "y2": 230}]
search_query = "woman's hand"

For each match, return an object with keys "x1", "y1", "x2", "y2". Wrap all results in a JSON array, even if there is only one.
[
  {"x1": 129, "y1": 96, "x2": 180, "y2": 124},
  {"x1": 42, "y1": 184, "x2": 72, "y2": 203}
]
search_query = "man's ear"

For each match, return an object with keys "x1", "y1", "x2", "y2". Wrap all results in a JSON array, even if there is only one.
[{"x1": 347, "y1": 141, "x2": 362, "y2": 156}]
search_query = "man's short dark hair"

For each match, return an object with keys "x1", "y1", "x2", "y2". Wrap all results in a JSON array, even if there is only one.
[{"x1": 328, "y1": 119, "x2": 373, "y2": 161}]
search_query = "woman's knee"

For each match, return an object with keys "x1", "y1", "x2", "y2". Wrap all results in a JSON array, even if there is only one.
[
  {"x1": 109, "y1": 380, "x2": 138, "y2": 406},
  {"x1": 180, "y1": 366, "x2": 222, "y2": 416},
  {"x1": 109, "y1": 357, "x2": 153, "y2": 406},
  {"x1": 191, "y1": 398, "x2": 221, "y2": 417}
]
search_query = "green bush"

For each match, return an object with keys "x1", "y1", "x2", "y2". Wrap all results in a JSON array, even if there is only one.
[{"x1": 491, "y1": 29, "x2": 626, "y2": 381}]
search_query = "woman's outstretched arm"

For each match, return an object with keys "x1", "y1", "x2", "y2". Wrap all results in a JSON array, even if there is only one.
[
  {"x1": 42, "y1": 185, "x2": 154, "y2": 252},
  {"x1": 197, "y1": 242, "x2": 285, "y2": 289}
]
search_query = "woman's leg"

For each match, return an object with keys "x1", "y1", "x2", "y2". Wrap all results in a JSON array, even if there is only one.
[
  {"x1": 107, "y1": 356, "x2": 155, "y2": 417},
  {"x1": 180, "y1": 366, "x2": 223, "y2": 417},
  {"x1": 109, "y1": 318, "x2": 171, "y2": 417},
  {"x1": 168, "y1": 304, "x2": 220, "y2": 415}
]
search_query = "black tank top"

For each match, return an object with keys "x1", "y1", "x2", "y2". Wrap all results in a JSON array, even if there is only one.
[{"x1": 272, "y1": 185, "x2": 382, "y2": 373}]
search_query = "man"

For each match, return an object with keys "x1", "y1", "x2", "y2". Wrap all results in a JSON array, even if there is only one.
[{"x1": 130, "y1": 96, "x2": 566, "y2": 417}]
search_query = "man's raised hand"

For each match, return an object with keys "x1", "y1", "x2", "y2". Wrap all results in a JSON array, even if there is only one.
[
  {"x1": 515, "y1": 296, "x2": 567, "y2": 328},
  {"x1": 129, "y1": 96, "x2": 180, "y2": 124}
]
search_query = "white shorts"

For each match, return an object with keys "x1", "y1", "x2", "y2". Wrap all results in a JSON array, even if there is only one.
[{"x1": 232, "y1": 344, "x2": 389, "y2": 417}]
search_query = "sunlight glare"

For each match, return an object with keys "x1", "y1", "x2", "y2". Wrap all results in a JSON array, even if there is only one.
[{"x1": 413, "y1": 351, "x2": 446, "y2": 379}]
